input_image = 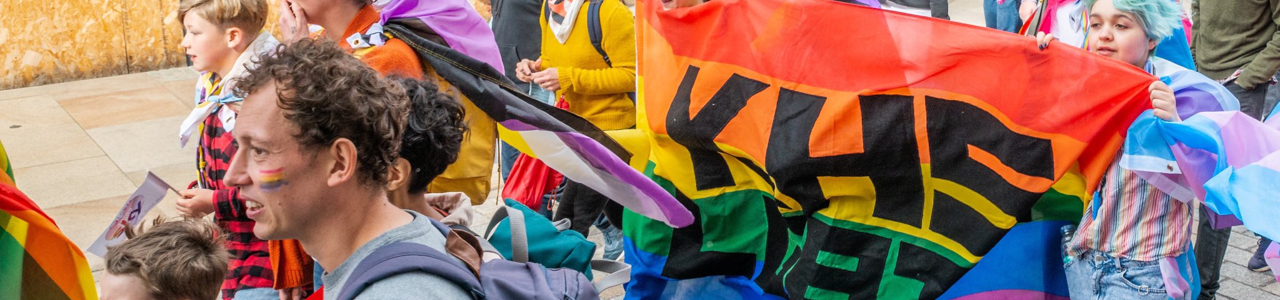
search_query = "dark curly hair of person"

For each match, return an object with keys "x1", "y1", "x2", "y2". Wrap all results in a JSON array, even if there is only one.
[
  {"x1": 388, "y1": 76, "x2": 468, "y2": 194},
  {"x1": 232, "y1": 38, "x2": 409, "y2": 187}
]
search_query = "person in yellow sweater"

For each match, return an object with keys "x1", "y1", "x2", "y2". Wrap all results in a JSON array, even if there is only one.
[{"x1": 513, "y1": 0, "x2": 635, "y2": 257}]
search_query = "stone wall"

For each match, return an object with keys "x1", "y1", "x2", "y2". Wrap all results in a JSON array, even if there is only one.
[{"x1": 0, "y1": 0, "x2": 284, "y2": 90}]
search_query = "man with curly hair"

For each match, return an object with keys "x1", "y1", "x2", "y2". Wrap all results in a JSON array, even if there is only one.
[{"x1": 225, "y1": 39, "x2": 469, "y2": 299}]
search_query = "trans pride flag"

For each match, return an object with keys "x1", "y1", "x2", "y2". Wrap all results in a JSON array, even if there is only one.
[
  {"x1": 1122, "y1": 108, "x2": 1280, "y2": 246},
  {"x1": 1, "y1": 150, "x2": 98, "y2": 299}
]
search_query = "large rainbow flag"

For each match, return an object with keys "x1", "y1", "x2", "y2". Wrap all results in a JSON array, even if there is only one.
[
  {"x1": 1, "y1": 141, "x2": 99, "y2": 299},
  {"x1": 623, "y1": 0, "x2": 1162, "y2": 298}
]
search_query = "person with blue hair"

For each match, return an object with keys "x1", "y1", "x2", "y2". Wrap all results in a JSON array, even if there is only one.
[{"x1": 1036, "y1": 0, "x2": 1243, "y2": 299}]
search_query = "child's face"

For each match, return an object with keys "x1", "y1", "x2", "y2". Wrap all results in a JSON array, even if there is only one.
[
  {"x1": 180, "y1": 13, "x2": 235, "y2": 75},
  {"x1": 100, "y1": 272, "x2": 155, "y2": 300},
  {"x1": 1086, "y1": 0, "x2": 1156, "y2": 68}
]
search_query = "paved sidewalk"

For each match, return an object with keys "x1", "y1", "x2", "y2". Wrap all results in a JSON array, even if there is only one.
[{"x1": 0, "y1": 0, "x2": 1274, "y2": 299}]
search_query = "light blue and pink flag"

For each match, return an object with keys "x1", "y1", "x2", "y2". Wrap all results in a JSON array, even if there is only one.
[{"x1": 1266, "y1": 242, "x2": 1279, "y2": 282}]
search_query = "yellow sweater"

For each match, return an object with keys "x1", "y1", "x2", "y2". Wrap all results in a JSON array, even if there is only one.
[{"x1": 540, "y1": 0, "x2": 637, "y2": 130}]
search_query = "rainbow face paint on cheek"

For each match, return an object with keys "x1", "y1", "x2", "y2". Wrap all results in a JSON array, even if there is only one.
[{"x1": 259, "y1": 168, "x2": 289, "y2": 192}]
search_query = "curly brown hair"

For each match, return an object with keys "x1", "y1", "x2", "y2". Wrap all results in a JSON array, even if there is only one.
[
  {"x1": 233, "y1": 39, "x2": 409, "y2": 187},
  {"x1": 388, "y1": 76, "x2": 467, "y2": 194},
  {"x1": 106, "y1": 217, "x2": 227, "y2": 300}
]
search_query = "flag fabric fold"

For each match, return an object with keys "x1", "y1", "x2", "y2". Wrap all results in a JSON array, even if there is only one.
[
  {"x1": 1, "y1": 168, "x2": 98, "y2": 299},
  {"x1": 382, "y1": 22, "x2": 693, "y2": 228},
  {"x1": 379, "y1": 0, "x2": 505, "y2": 71},
  {"x1": 1120, "y1": 109, "x2": 1280, "y2": 242}
]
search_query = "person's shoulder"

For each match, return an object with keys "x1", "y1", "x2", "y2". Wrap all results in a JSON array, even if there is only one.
[
  {"x1": 352, "y1": 271, "x2": 472, "y2": 300},
  {"x1": 599, "y1": 0, "x2": 634, "y2": 17},
  {"x1": 363, "y1": 39, "x2": 426, "y2": 79}
]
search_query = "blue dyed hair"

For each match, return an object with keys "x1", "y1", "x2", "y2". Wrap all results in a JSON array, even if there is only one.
[{"x1": 1085, "y1": 0, "x2": 1183, "y2": 41}]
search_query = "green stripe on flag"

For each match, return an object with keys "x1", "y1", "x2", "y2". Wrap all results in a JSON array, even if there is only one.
[
  {"x1": 626, "y1": 161, "x2": 774, "y2": 259},
  {"x1": 804, "y1": 286, "x2": 853, "y2": 300},
  {"x1": 1, "y1": 212, "x2": 25, "y2": 296},
  {"x1": 1031, "y1": 187, "x2": 1085, "y2": 222},
  {"x1": 816, "y1": 250, "x2": 859, "y2": 272},
  {"x1": 812, "y1": 213, "x2": 975, "y2": 268}
]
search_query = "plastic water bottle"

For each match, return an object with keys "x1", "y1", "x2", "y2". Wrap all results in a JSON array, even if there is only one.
[{"x1": 1061, "y1": 224, "x2": 1076, "y2": 264}]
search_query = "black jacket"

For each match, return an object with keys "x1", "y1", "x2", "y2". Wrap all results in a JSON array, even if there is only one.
[{"x1": 491, "y1": 0, "x2": 544, "y2": 89}]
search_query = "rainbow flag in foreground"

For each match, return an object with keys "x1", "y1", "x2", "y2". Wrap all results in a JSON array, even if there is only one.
[
  {"x1": 1, "y1": 172, "x2": 98, "y2": 299},
  {"x1": 624, "y1": 0, "x2": 1159, "y2": 298},
  {"x1": 1, "y1": 139, "x2": 13, "y2": 186}
]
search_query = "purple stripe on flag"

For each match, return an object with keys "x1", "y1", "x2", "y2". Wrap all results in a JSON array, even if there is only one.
[
  {"x1": 500, "y1": 117, "x2": 694, "y2": 227},
  {"x1": 498, "y1": 119, "x2": 540, "y2": 132},
  {"x1": 553, "y1": 131, "x2": 694, "y2": 226},
  {"x1": 1174, "y1": 88, "x2": 1226, "y2": 121}
]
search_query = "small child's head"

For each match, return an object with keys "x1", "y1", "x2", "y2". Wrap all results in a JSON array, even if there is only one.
[
  {"x1": 179, "y1": 0, "x2": 268, "y2": 75},
  {"x1": 1084, "y1": 0, "x2": 1182, "y2": 67},
  {"x1": 102, "y1": 218, "x2": 228, "y2": 300},
  {"x1": 385, "y1": 76, "x2": 467, "y2": 212}
]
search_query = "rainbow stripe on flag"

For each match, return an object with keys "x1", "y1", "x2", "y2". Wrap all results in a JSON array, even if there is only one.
[
  {"x1": 1, "y1": 139, "x2": 13, "y2": 186},
  {"x1": 1, "y1": 177, "x2": 98, "y2": 299}
]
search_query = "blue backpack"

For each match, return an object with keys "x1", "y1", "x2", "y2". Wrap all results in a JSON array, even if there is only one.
[{"x1": 336, "y1": 219, "x2": 628, "y2": 300}]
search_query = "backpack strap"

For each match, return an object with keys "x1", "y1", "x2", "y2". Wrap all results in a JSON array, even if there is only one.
[
  {"x1": 587, "y1": 0, "x2": 609, "y2": 67},
  {"x1": 336, "y1": 241, "x2": 485, "y2": 300},
  {"x1": 483, "y1": 205, "x2": 530, "y2": 262},
  {"x1": 586, "y1": 0, "x2": 637, "y2": 103}
]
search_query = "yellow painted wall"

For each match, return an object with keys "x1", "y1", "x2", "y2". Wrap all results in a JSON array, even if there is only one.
[{"x1": 0, "y1": 0, "x2": 284, "y2": 90}]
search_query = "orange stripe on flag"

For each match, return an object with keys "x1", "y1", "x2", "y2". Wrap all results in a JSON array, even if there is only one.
[{"x1": 967, "y1": 145, "x2": 1056, "y2": 193}]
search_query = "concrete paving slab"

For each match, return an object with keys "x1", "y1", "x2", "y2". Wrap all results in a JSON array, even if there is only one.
[
  {"x1": 0, "y1": 95, "x2": 76, "y2": 128},
  {"x1": 58, "y1": 86, "x2": 190, "y2": 130},
  {"x1": 0, "y1": 122, "x2": 106, "y2": 169},
  {"x1": 12, "y1": 156, "x2": 138, "y2": 209},
  {"x1": 87, "y1": 115, "x2": 195, "y2": 173}
]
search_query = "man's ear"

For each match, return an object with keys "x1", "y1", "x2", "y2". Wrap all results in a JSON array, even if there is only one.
[
  {"x1": 326, "y1": 138, "x2": 358, "y2": 187},
  {"x1": 386, "y1": 158, "x2": 411, "y2": 192}
]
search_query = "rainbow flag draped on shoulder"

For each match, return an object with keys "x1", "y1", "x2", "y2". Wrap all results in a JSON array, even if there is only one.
[
  {"x1": 1, "y1": 142, "x2": 98, "y2": 300},
  {"x1": 625, "y1": 0, "x2": 1161, "y2": 298}
]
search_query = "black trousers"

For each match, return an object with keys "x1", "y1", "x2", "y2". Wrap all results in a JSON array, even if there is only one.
[{"x1": 554, "y1": 179, "x2": 610, "y2": 236}]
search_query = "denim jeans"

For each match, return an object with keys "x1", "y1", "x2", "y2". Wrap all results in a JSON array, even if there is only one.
[
  {"x1": 594, "y1": 214, "x2": 623, "y2": 260},
  {"x1": 231, "y1": 287, "x2": 279, "y2": 300},
  {"x1": 1066, "y1": 250, "x2": 1169, "y2": 300},
  {"x1": 499, "y1": 141, "x2": 520, "y2": 181},
  {"x1": 984, "y1": 0, "x2": 1022, "y2": 33}
]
